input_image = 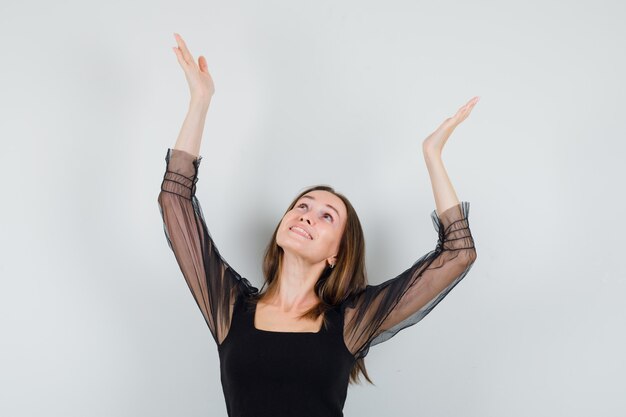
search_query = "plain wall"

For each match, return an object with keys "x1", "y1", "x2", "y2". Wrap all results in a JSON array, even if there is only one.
[{"x1": 1, "y1": 0, "x2": 625, "y2": 416}]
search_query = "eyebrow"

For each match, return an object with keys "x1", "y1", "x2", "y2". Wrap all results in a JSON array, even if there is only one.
[{"x1": 300, "y1": 195, "x2": 341, "y2": 219}]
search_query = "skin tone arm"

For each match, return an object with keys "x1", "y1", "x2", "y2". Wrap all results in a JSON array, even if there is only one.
[
  {"x1": 170, "y1": 33, "x2": 214, "y2": 157},
  {"x1": 173, "y1": 98, "x2": 210, "y2": 158},
  {"x1": 421, "y1": 96, "x2": 480, "y2": 216}
]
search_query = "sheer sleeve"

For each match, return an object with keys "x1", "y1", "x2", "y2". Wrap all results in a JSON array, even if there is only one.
[
  {"x1": 157, "y1": 148, "x2": 258, "y2": 345},
  {"x1": 342, "y1": 201, "x2": 477, "y2": 360}
]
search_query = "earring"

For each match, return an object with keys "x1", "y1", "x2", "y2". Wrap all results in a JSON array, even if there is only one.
[{"x1": 329, "y1": 263, "x2": 335, "y2": 269}]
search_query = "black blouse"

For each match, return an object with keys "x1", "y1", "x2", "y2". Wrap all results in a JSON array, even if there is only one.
[{"x1": 157, "y1": 148, "x2": 477, "y2": 417}]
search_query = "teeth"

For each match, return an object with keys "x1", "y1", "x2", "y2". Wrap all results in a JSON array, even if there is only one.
[{"x1": 291, "y1": 226, "x2": 312, "y2": 239}]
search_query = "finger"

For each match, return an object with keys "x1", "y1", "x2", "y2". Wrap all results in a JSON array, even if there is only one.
[
  {"x1": 465, "y1": 98, "x2": 479, "y2": 114},
  {"x1": 453, "y1": 106, "x2": 470, "y2": 122},
  {"x1": 460, "y1": 97, "x2": 478, "y2": 114},
  {"x1": 198, "y1": 55, "x2": 208, "y2": 73},
  {"x1": 457, "y1": 100, "x2": 477, "y2": 121},
  {"x1": 461, "y1": 96, "x2": 478, "y2": 110},
  {"x1": 173, "y1": 34, "x2": 188, "y2": 65},
  {"x1": 172, "y1": 46, "x2": 187, "y2": 68},
  {"x1": 174, "y1": 33, "x2": 195, "y2": 65},
  {"x1": 466, "y1": 96, "x2": 479, "y2": 109}
]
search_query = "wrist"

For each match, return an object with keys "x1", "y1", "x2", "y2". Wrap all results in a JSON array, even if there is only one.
[
  {"x1": 423, "y1": 147, "x2": 442, "y2": 161},
  {"x1": 189, "y1": 95, "x2": 211, "y2": 110}
]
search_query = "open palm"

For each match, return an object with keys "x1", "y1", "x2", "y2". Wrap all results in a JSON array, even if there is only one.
[
  {"x1": 422, "y1": 96, "x2": 479, "y2": 156},
  {"x1": 172, "y1": 33, "x2": 215, "y2": 100}
]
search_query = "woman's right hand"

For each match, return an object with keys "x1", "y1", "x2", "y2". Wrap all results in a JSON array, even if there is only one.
[{"x1": 172, "y1": 33, "x2": 215, "y2": 101}]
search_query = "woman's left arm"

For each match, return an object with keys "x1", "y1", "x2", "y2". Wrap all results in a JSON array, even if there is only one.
[
  {"x1": 342, "y1": 97, "x2": 480, "y2": 360},
  {"x1": 422, "y1": 96, "x2": 480, "y2": 216}
]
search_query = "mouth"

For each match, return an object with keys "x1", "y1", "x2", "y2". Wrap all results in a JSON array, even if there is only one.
[{"x1": 289, "y1": 226, "x2": 313, "y2": 240}]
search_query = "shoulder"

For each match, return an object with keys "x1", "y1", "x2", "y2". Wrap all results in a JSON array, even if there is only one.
[{"x1": 238, "y1": 277, "x2": 259, "y2": 297}]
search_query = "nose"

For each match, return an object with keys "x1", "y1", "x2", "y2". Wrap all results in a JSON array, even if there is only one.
[{"x1": 299, "y1": 214, "x2": 313, "y2": 225}]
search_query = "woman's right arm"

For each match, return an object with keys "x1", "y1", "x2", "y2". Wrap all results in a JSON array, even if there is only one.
[
  {"x1": 172, "y1": 98, "x2": 211, "y2": 158},
  {"x1": 157, "y1": 146, "x2": 257, "y2": 346},
  {"x1": 156, "y1": 34, "x2": 258, "y2": 346}
]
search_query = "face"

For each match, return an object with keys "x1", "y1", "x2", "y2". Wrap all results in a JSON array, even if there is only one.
[{"x1": 276, "y1": 190, "x2": 348, "y2": 267}]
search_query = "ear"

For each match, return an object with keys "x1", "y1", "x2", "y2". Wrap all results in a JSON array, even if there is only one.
[{"x1": 327, "y1": 255, "x2": 337, "y2": 267}]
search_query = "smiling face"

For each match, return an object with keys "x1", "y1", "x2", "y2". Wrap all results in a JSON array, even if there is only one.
[{"x1": 275, "y1": 190, "x2": 348, "y2": 267}]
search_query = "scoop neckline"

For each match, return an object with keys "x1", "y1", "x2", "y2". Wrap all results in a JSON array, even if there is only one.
[{"x1": 252, "y1": 300, "x2": 324, "y2": 335}]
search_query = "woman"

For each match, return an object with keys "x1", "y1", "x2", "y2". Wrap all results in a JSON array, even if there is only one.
[{"x1": 158, "y1": 33, "x2": 478, "y2": 417}]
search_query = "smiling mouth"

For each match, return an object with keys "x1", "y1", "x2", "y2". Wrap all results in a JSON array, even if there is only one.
[{"x1": 290, "y1": 226, "x2": 312, "y2": 240}]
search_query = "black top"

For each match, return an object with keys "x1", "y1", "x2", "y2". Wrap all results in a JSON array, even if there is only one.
[
  {"x1": 218, "y1": 292, "x2": 355, "y2": 417},
  {"x1": 157, "y1": 148, "x2": 477, "y2": 417}
]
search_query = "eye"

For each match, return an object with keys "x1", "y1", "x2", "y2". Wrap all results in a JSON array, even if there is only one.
[{"x1": 297, "y1": 203, "x2": 333, "y2": 222}]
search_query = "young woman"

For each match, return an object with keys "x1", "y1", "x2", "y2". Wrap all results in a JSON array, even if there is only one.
[{"x1": 158, "y1": 33, "x2": 478, "y2": 417}]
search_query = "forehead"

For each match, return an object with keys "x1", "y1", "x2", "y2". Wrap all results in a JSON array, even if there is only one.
[{"x1": 298, "y1": 190, "x2": 347, "y2": 217}]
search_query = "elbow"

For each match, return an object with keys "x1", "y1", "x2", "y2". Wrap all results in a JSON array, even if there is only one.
[
  {"x1": 464, "y1": 246, "x2": 477, "y2": 265},
  {"x1": 463, "y1": 233, "x2": 477, "y2": 264},
  {"x1": 157, "y1": 190, "x2": 170, "y2": 214},
  {"x1": 450, "y1": 241, "x2": 476, "y2": 266}
]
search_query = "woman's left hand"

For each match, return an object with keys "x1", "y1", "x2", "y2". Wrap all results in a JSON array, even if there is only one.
[{"x1": 422, "y1": 96, "x2": 480, "y2": 156}]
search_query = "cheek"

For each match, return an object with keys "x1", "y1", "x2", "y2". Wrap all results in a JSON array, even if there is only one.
[
  {"x1": 321, "y1": 226, "x2": 341, "y2": 245},
  {"x1": 280, "y1": 215, "x2": 293, "y2": 227}
]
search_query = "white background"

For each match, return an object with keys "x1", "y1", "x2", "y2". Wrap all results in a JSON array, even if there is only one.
[{"x1": 1, "y1": 0, "x2": 625, "y2": 416}]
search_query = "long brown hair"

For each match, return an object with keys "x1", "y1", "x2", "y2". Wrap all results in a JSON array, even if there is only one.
[{"x1": 245, "y1": 184, "x2": 375, "y2": 385}]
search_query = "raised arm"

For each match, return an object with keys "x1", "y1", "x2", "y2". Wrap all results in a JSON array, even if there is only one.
[
  {"x1": 342, "y1": 97, "x2": 480, "y2": 360},
  {"x1": 158, "y1": 148, "x2": 258, "y2": 345},
  {"x1": 156, "y1": 34, "x2": 257, "y2": 346}
]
